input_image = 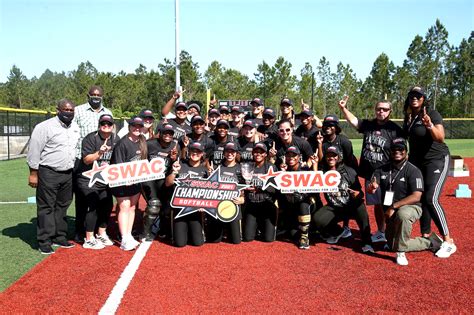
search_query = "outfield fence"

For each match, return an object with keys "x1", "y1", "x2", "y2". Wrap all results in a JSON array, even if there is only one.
[{"x1": 0, "y1": 107, "x2": 473, "y2": 160}]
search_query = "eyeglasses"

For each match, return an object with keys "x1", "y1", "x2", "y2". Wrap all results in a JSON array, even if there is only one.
[
  {"x1": 100, "y1": 122, "x2": 113, "y2": 126},
  {"x1": 409, "y1": 92, "x2": 423, "y2": 99},
  {"x1": 376, "y1": 107, "x2": 391, "y2": 112},
  {"x1": 279, "y1": 128, "x2": 292, "y2": 133}
]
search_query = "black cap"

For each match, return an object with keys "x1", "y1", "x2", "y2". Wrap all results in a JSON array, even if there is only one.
[
  {"x1": 263, "y1": 108, "x2": 276, "y2": 118},
  {"x1": 325, "y1": 146, "x2": 341, "y2": 156},
  {"x1": 139, "y1": 109, "x2": 155, "y2": 119},
  {"x1": 299, "y1": 109, "x2": 314, "y2": 117},
  {"x1": 160, "y1": 123, "x2": 175, "y2": 134},
  {"x1": 323, "y1": 114, "x2": 340, "y2": 126},
  {"x1": 231, "y1": 105, "x2": 244, "y2": 113},
  {"x1": 188, "y1": 103, "x2": 201, "y2": 112},
  {"x1": 286, "y1": 146, "x2": 300, "y2": 155},
  {"x1": 208, "y1": 108, "x2": 220, "y2": 116},
  {"x1": 280, "y1": 98, "x2": 293, "y2": 106},
  {"x1": 390, "y1": 137, "x2": 408, "y2": 150},
  {"x1": 224, "y1": 142, "x2": 239, "y2": 152},
  {"x1": 99, "y1": 114, "x2": 114, "y2": 124},
  {"x1": 408, "y1": 86, "x2": 427, "y2": 98},
  {"x1": 189, "y1": 141, "x2": 204, "y2": 152},
  {"x1": 253, "y1": 142, "x2": 268, "y2": 153},
  {"x1": 175, "y1": 102, "x2": 187, "y2": 110},
  {"x1": 191, "y1": 116, "x2": 205, "y2": 125},
  {"x1": 242, "y1": 120, "x2": 257, "y2": 129},
  {"x1": 216, "y1": 119, "x2": 230, "y2": 128},
  {"x1": 219, "y1": 105, "x2": 230, "y2": 113},
  {"x1": 128, "y1": 116, "x2": 145, "y2": 127},
  {"x1": 250, "y1": 98, "x2": 263, "y2": 106}
]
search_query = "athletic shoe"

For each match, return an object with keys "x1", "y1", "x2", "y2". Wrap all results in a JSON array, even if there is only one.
[
  {"x1": 74, "y1": 233, "x2": 85, "y2": 243},
  {"x1": 38, "y1": 244, "x2": 54, "y2": 255},
  {"x1": 396, "y1": 252, "x2": 408, "y2": 266},
  {"x1": 129, "y1": 237, "x2": 140, "y2": 248},
  {"x1": 362, "y1": 244, "x2": 375, "y2": 253},
  {"x1": 435, "y1": 241, "x2": 457, "y2": 258},
  {"x1": 341, "y1": 226, "x2": 352, "y2": 239},
  {"x1": 371, "y1": 230, "x2": 387, "y2": 243},
  {"x1": 326, "y1": 230, "x2": 345, "y2": 244},
  {"x1": 52, "y1": 239, "x2": 75, "y2": 248},
  {"x1": 120, "y1": 238, "x2": 136, "y2": 251},
  {"x1": 96, "y1": 233, "x2": 114, "y2": 246},
  {"x1": 83, "y1": 238, "x2": 105, "y2": 250},
  {"x1": 428, "y1": 232, "x2": 443, "y2": 252},
  {"x1": 298, "y1": 234, "x2": 310, "y2": 250}
]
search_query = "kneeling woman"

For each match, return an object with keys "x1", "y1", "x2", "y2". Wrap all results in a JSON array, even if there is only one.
[
  {"x1": 243, "y1": 142, "x2": 278, "y2": 242},
  {"x1": 311, "y1": 146, "x2": 373, "y2": 253},
  {"x1": 206, "y1": 142, "x2": 245, "y2": 244},
  {"x1": 165, "y1": 142, "x2": 207, "y2": 247},
  {"x1": 110, "y1": 116, "x2": 147, "y2": 251}
]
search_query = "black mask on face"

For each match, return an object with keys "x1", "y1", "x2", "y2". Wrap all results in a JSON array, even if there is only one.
[
  {"x1": 58, "y1": 111, "x2": 74, "y2": 126},
  {"x1": 88, "y1": 96, "x2": 102, "y2": 109}
]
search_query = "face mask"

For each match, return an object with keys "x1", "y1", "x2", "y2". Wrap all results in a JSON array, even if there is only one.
[
  {"x1": 58, "y1": 111, "x2": 74, "y2": 126},
  {"x1": 88, "y1": 96, "x2": 102, "y2": 109}
]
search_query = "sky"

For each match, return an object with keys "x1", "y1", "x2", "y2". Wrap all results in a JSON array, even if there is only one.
[{"x1": 0, "y1": 0, "x2": 472, "y2": 84}]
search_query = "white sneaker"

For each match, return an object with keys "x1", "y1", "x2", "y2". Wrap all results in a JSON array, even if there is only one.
[
  {"x1": 129, "y1": 237, "x2": 140, "y2": 249},
  {"x1": 326, "y1": 230, "x2": 345, "y2": 244},
  {"x1": 371, "y1": 230, "x2": 387, "y2": 243},
  {"x1": 396, "y1": 252, "x2": 408, "y2": 266},
  {"x1": 96, "y1": 233, "x2": 114, "y2": 246},
  {"x1": 120, "y1": 237, "x2": 136, "y2": 251},
  {"x1": 435, "y1": 241, "x2": 457, "y2": 258},
  {"x1": 341, "y1": 226, "x2": 352, "y2": 239},
  {"x1": 83, "y1": 237, "x2": 105, "y2": 250},
  {"x1": 428, "y1": 232, "x2": 443, "y2": 252},
  {"x1": 362, "y1": 244, "x2": 374, "y2": 253}
]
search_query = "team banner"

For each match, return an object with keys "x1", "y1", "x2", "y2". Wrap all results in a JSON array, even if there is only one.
[
  {"x1": 258, "y1": 168, "x2": 341, "y2": 193},
  {"x1": 170, "y1": 167, "x2": 248, "y2": 222},
  {"x1": 82, "y1": 158, "x2": 167, "y2": 188}
]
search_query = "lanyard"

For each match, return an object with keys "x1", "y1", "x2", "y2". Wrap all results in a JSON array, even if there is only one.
[{"x1": 389, "y1": 160, "x2": 408, "y2": 190}]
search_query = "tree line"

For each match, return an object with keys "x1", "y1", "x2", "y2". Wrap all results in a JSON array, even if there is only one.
[{"x1": 1, "y1": 19, "x2": 472, "y2": 119}]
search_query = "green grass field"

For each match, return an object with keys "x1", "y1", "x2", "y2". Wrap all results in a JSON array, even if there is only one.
[{"x1": 0, "y1": 139, "x2": 472, "y2": 291}]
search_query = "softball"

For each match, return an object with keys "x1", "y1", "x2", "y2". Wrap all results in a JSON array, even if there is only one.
[{"x1": 217, "y1": 200, "x2": 237, "y2": 222}]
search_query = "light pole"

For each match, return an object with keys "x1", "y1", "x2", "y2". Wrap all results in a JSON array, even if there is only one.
[{"x1": 175, "y1": 0, "x2": 182, "y2": 101}]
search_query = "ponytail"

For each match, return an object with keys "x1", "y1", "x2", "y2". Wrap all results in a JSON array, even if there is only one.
[{"x1": 138, "y1": 134, "x2": 148, "y2": 160}]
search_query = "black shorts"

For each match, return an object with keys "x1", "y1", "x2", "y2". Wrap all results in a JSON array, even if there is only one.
[{"x1": 111, "y1": 184, "x2": 141, "y2": 198}]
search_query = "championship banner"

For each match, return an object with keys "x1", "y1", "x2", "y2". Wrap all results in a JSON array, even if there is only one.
[
  {"x1": 257, "y1": 168, "x2": 341, "y2": 193},
  {"x1": 170, "y1": 167, "x2": 248, "y2": 222},
  {"x1": 82, "y1": 158, "x2": 167, "y2": 188}
]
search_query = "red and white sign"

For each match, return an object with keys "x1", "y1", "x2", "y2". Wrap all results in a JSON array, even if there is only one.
[
  {"x1": 82, "y1": 158, "x2": 167, "y2": 188},
  {"x1": 257, "y1": 168, "x2": 341, "y2": 193}
]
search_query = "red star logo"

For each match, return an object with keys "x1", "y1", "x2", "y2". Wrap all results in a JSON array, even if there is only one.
[
  {"x1": 82, "y1": 161, "x2": 108, "y2": 187},
  {"x1": 257, "y1": 168, "x2": 282, "y2": 190}
]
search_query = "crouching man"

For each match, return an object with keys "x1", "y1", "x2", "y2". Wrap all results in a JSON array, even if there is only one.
[{"x1": 367, "y1": 138, "x2": 442, "y2": 266}]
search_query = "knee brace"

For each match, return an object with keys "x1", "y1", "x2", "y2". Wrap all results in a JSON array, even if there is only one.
[
  {"x1": 298, "y1": 215, "x2": 311, "y2": 233},
  {"x1": 145, "y1": 199, "x2": 162, "y2": 218}
]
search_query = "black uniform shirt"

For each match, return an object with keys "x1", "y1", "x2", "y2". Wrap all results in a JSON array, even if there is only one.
[
  {"x1": 258, "y1": 124, "x2": 278, "y2": 141},
  {"x1": 324, "y1": 165, "x2": 363, "y2": 208},
  {"x1": 295, "y1": 124, "x2": 318, "y2": 141},
  {"x1": 274, "y1": 136, "x2": 314, "y2": 166},
  {"x1": 179, "y1": 132, "x2": 214, "y2": 159},
  {"x1": 110, "y1": 136, "x2": 142, "y2": 164},
  {"x1": 317, "y1": 134, "x2": 358, "y2": 171},
  {"x1": 237, "y1": 137, "x2": 255, "y2": 163},
  {"x1": 246, "y1": 162, "x2": 277, "y2": 203},
  {"x1": 177, "y1": 162, "x2": 208, "y2": 179},
  {"x1": 158, "y1": 118, "x2": 192, "y2": 141},
  {"x1": 372, "y1": 160, "x2": 424, "y2": 212}
]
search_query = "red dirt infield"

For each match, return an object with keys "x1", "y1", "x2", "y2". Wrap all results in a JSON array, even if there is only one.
[{"x1": 1, "y1": 159, "x2": 473, "y2": 313}]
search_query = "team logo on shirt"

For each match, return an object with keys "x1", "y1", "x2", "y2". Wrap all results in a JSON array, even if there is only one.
[
  {"x1": 258, "y1": 168, "x2": 341, "y2": 193},
  {"x1": 170, "y1": 167, "x2": 248, "y2": 222},
  {"x1": 82, "y1": 158, "x2": 167, "y2": 188}
]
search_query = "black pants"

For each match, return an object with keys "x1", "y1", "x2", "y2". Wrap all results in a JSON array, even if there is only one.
[
  {"x1": 36, "y1": 166, "x2": 73, "y2": 246},
  {"x1": 243, "y1": 201, "x2": 277, "y2": 242},
  {"x1": 73, "y1": 159, "x2": 87, "y2": 236},
  {"x1": 311, "y1": 202, "x2": 372, "y2": 245},
  {"x1": 206, "y1": 217, "x2": 241, "y2": 244},
  {"x1": 278, "y1": 196, "x2": 311, "y2": 237},
  {"x1": 78, "y1": 184, "x2": 113, "y2": 233},
  {"x1": 419, "y1": 155, "x2": 450, "y2": 236},
  {"x1": 173, "y1": 212, "x2": 204, "y2": 247}
]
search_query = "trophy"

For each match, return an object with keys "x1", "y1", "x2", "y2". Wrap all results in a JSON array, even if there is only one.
[{"x1": 241, "y1": 162, "x2": 255, "y2": 185}]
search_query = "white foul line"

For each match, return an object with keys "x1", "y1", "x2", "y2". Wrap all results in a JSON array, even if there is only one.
[{"x1": 98, "y1": 241, "x2": 152, "y2": 314}]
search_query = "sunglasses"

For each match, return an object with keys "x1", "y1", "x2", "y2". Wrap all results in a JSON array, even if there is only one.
[
  {"x1": 390, "y1": 147, "x2": 406, "y2": 152},
  {"x1": 376, "y1": 107, "x2": 391, "y2": 112},
  {"x1": 100, "y1": 122, "x2": 113, "y2": 126},
  {"x1": 409, "y1": 92, "x2": 424, "y2": 99},
  {"x1": 279, "y1": 128, "x2": 292, "y2": 133}
]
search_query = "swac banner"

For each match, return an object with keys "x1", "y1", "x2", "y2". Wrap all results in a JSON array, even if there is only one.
[
  {"x1": 257, "y1": 169, "x2": 341, "y2": 193},
  {"x1": 170, "y1": 167, "x2": 248, "y2": 222},
  {"x1": 82, "y1": 158, "x2": 167, "y2": 188}
]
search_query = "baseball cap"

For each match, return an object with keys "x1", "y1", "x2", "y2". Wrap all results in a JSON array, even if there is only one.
[
  {"x1": 408, "y1": 86, "x2": 427, "y2": 98},
  {"x1": 280, "y1": 98, "x2": 293, "y2": 106},
  {"x1": 99, "y1": 114, "x2": 114, "y2": 124},
  {"x1": 187, "y1": 103, "x2": 201, "y2": 112},
  {"x1": 216, "y1": 119, "x2": 230, "y2": 128},
  {"x1": 139, "y1": 109, "x2": 155, "y2": 120},
  {"x1": 323, "y1": 114, "x2": 340, "y2": 126},
  {"x1": 390, "y1": 138, "x2": 408, "y2": 151},
  {"x1": 253, "y1": 142, "x2": 268, "y2": 153},
  {"x1": 242, "y1": 120, "x2": 257, "y2": 129},
  {"x1": 189, "y1": 141, "x2": 204, "y2": 152},
  {"x1": 299, "y1": 109, "x2": 314, "y2": 117},
  {"x1": 231, "y1": 105, "x2": 244, "y2": 113},
  {"x1": 224, "y1": 142, "x2": 239, "y2": 152},
  {"x1": 263, "y1": 108, "x2": 276, "y2": 118},
  {"x1": 219, "y1": 105, "x2": 230, "y2": 113},
  {"x1": 175, "y1": 102, "x2": 188, "y2": 111},
  {"x1": 326, "y1": 146, "x2": 341, "y2": 156},
  {"x1": 286, "y1": 146, "x2": 301, "y2": 155},
  {"x1": 128, "y1": 116, "x2": 145, "y2": 127},
  {"x1": 160, "y1": 123, "x2": 175, "y2": 134},
  {"x1": 250, "y1": 98, "x2": 263, "y2": 106},
  {"x1": 191, "y1": 116, "x2": 205, "y2": 125},
  {"x1": 208, "y1": 108, "x2": 220, "y2": 116}
]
